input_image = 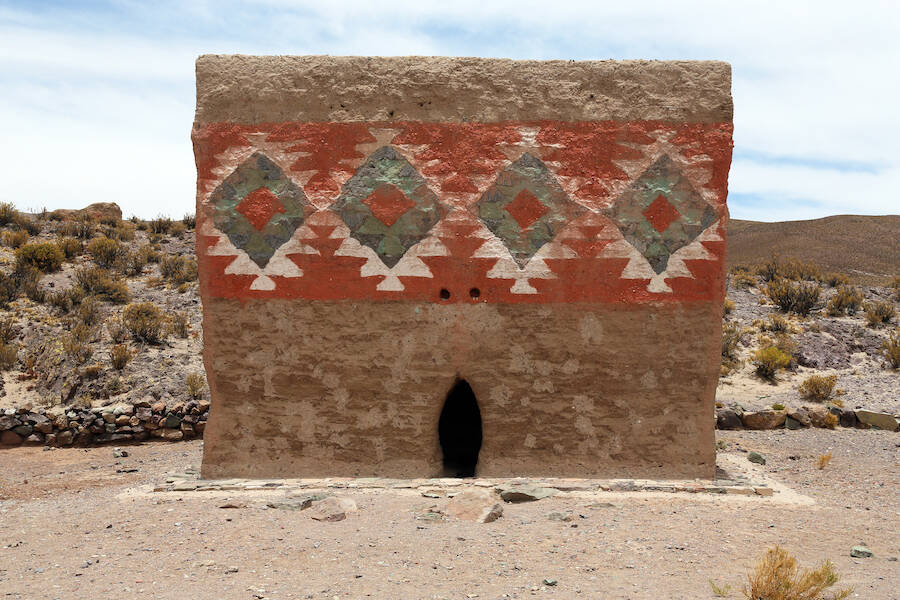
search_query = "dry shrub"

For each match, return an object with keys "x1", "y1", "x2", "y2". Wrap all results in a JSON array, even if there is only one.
[
  {"x1": 169, "y1": 221, "x2": 187, "y2": 237},
  {"x1": 892, "y1": 276, "x2": 900, "y2": 300},
  {"x1": 0, "y1": 202, "x2": 17, "y2": 225},
  {"x1": 159, "y1": 254, "x2": 198, "y2": 285},
  {"x1": 12, "y1": 212, "x2": 41, "y2": 236},
  {"x1": 722, "y1": 321, "x2": 742, "y2": 374},
  {"x1": 864, "y1": 301, "x2": 895, "y2": 327},
  {"x1": 106, "y1": 314, "x2": 128, "y2": 343},
  {"x1": 2, "y1": 230, "x2": 29, "y2": 249},
  {"x1": 62, "y1": 323, "x2": 95, "y2": 364},
  {"x1": 823, "y1": 412, "x2": 838, "y2": 429},
  {"x1": 824, "y1": 272, "x2": 849, "y2": 287},
  {"x1": 182, "y1": 213, "x2": 196, "y2": 229},
  {"x1": 15, "y1": 242, "x2": 64, "y2": 273},
  {"x1": 73, "y1": 266, "x2": 130, "y2": 304},
  {"x1": 0, "y1": 317, "x2": 16, "y2": 343},
  {"x1": 0, "y1": 341, "x2": 19, "y2": 371},
  {"x1": 763, "y1": 314, "x2": 791, "y2": 334},
  {"x1": 798, "y1": 374, "x2": 837, "y2": 402},
  {"x1": 16, "y1": 265, "x2": 45, "y2": 303},
  {"x1": 58, "y1": 215, "x2": 94, "y2": 239},
  {"x1": 87, "y1": 236, "x2": 124, "y2": 269},
  {"x1": 77, "y1": 296, "x2": 102, "y2": 326},
  {"x1": 149, "y1": 215, "x2": 172, "y2": 234},
  {"x1": 882, "y1": 329, "x2": 900, "y2": 369},
  {"x1": 186, "y1": 372, "x2": 206, "y2": 399},
  {"x1": 752, "y1": 345, "x2": 791, "y2": 380},
  {"x1": 109, "y1": 344, "x2": 131, "y2": 370},
  {"x1": 171, "y1": 311, "x2": 190, "y2": 338},
  {"x1": 826, "y1": 286, "x2": 864, "y2": 316},
  {"x1": 816, "y1": 453, "x2": 833, "y2": 470},
  {"x1": 724, "y1": 297, "x2": 735, "y2": 315},
  {"x1": 55, "y1": 236, "x2": 83, "y2": 260},
  {"x1": 757, "y1": 256, "x2": 822, "y2": 283},
  {"x1": 0, "y1": 273, "x2": 18, "y2": 307},
  {"x1": 766, "y1": 280, "x2": 821, "y2": 316},
  {"x1": 743, "y1": 546, "x2": 851, "y2": 600},
  {"x1": 122, "y1": 302, "x2": 165, "y2": 344}
]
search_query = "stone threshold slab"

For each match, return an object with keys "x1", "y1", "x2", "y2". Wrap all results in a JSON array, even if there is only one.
[{"x1": 151, "y1": 454, "x2": 785, "y2": 500}]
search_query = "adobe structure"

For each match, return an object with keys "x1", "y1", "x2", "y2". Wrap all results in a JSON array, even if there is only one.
[{"x1": 193, "y1": 55, "x2": 733, "y2": 480}]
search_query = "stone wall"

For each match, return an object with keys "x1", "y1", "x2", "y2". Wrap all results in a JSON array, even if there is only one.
[{"x1": 193, "y1": 56, "x2": 734, "y2": 479}]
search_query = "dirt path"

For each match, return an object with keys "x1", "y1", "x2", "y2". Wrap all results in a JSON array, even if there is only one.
[{"x1": 1, "y1": 431, "x2": 897, "y2": 599}]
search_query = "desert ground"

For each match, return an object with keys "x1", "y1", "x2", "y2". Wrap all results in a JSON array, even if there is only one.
[{"x1": 1, "y1": 430, "x2": 898, "y2": 600}]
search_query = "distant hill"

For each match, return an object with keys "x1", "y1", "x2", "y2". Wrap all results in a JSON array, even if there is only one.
[{"x1": 727, "y1": 214, "x2": 900, "y2": 285}]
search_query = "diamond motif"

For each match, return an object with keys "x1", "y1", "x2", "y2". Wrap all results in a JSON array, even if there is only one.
[
  {"x1": 642, "y1": 194, "x2": 680, "y2": 233},
  {"x1": 362, "y1": 184, "x2": 416, "y2": 227},
  {"x1": 237, "y1": 187, "x2": 287, "y2": 231},
  {"x1": 505, "y1": 189, "x2": 549, "y2": 230},
  {"x1": 474, "y1": 153, "x2": 585, "y2": 268},
  {"x1": 211, "y1": 152, "x2": 313, "y2": 268},
  {"x1": 331, "y1": 147, "x2": 446, "y2": 268},
  {"x1": 607, "y1": 155, "x2": 717, "y2": 274}
]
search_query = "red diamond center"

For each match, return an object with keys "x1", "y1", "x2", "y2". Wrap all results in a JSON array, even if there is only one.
[
  {"x1": 642, "y1": 194, "x2": 681, "y2": 233},
  {"x1": 362, "y1": 184, "x2": 415, "y2": 227},
  {"x1": 505, "y1": 189, "x2": 549, "y2": 230},
  {"x1": 236, "y1": 186, "x2": 286, "y2": 231}
]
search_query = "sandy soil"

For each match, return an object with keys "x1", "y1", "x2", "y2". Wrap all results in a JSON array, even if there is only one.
[{"x1": 1, "y1": 432, "x2": 897, "y2": 600}]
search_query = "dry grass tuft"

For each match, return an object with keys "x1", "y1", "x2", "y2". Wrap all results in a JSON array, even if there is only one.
[
  {"x1": 798, "y1": 375, "x2": 837, "y2": 402},
  {"x1": 825, "y1": 286, "x2": 864, "y2": 316},
  {"x1": 882, "y1": 329, "x2": 900, "y2": 369},
  {"x1": 752, "y1": 346, "x2": 792, "y2": 380},
  {"x1": 816, "y1": 453, "x2": 833, "y2": 470},
  {"x1": 742, "y1": 546, "x2": 850, "y2": 600},
  {"x1": 864, "y1": 301, "x2": 895, "y2": 328},
  {"x1": 186, "y1": 372, "x2": 206, "y2": 399},
  {"x1": 766, "y1": 280, "x2": 821, "y2": 316}
]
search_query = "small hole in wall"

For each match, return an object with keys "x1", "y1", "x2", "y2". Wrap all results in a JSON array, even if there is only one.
[
  {"x1": 469, "y1": 288, "x2": 480, "y2": 299},
  {"x1": 439, "y1": 288, "x2": 451, "y2": 300}
]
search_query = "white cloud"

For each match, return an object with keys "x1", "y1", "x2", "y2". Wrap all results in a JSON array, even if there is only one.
[{"x1": 0, "y1": 0, "x2": 898, "y2": 219}]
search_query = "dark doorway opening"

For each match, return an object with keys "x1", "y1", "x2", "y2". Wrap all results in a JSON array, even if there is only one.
[{"x1": 438, "y1": 379, "x2": 483, "y2": 477}]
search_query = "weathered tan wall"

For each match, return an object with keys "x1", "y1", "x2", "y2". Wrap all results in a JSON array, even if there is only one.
[
  {"x1": 194, "y1": 56, "x2": 732, "y2": 479},
  {"x1": 201, "y1": 299, "x2": 720, "y2": 479}
]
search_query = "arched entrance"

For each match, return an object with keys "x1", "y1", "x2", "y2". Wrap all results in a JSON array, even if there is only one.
[{"x1": 438, "y1": 379, "x2": 483, "y2": 477}]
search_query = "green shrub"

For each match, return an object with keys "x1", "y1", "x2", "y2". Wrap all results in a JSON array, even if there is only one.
[
  {"x1": 766, "y1": 280, "x2": 821, "y2": 316},
  {"x1": 73, "y1": 266, "x2": 130, "y2": 304},
  {"x1": 752, "y1": 345, "x2": 792, "y2": 380},
  {"x1": 798, "y1": 374, "x2": 838, "y2": 402},
  {"x1": 864, "y1": 301, "x2": 895, "y2": 327},
  {"x1": 122, "y1": 302, "x2": 165, "y2": 343},
  {"x1": 15, "y1": 242, "x2": 64, "y2": 273},
  {"x1": 87, "y1": 236, "x2": 124, "y2": 269},
  {"x1": 0, "y1": 202, "x2": 17, "y2": 226},
  {"x1": 2, "y1": 230, "x2": 29, "y2": 249},
  {"x1": 110, "y1": 344, "x2": 131, "y2": 370},
  {"x1": 826, "y1": 286, "x2": 864, "y2": 316}
]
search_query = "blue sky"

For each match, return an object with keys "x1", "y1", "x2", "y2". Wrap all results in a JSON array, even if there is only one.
[{"x1": 1, "y1": 0, "x2": 898, "y2": 221}]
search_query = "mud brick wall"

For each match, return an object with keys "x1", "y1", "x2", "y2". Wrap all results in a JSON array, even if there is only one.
[{"x1": 193, "y1": 56, "x2": 733, "y2": 479}]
